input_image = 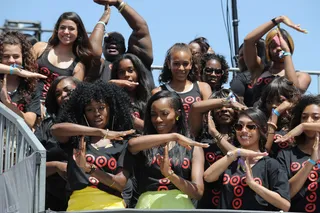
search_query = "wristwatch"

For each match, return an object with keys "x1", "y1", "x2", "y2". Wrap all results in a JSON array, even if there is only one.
[
  {"x1": 226, "y1": 151, "x2": 236, "y2": 161},
  {"x1": 85, "y1": 164, "x2": 97, "y2": 174}
]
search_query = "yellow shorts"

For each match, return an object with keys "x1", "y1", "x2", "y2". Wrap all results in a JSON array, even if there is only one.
[
  {"x1": 135, "y1": 189, "x2": 194, "y2": 209},
  {"x1": 67, "y1": 187, "x2": 125, "y2": 211}
]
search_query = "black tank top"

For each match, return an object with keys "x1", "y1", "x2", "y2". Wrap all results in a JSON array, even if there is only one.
[{"x1": 37, "y1": 47, "x2": 79, "y2": 101}]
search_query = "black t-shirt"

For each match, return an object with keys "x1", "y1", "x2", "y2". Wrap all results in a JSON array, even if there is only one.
[
  {"x1": 218, "y1": 156, "x2": 290, "y2": 211},
  {"x1": 135, "y1": 146, "x2": 193, "y2": 194},
  {"x1": 34, "y1": 117, "x2": 69, "y2": 210},
  {"x1": 197, "y1": 138, "x2": 224, "y2": 209},
  {"x1": 64, "y1": 139, "x2": 133, "y2": 202},
  {"x1": 277, "y1": 146, "x2": 320, "y2": 213},
  {"x1": 37, "y1": 48, "x2": 78, "y2": 101},
  {"x1": 230, "y1": 70, "x2": 254, "y2": 107},
  {"x1": 252, "y1": 75, "x2": 276, "y2": 106},
  {"x1": 3, "y1": 87, "x2": 41, "y2": 117},
  {"x1": 270, "y1": 129, "x2": 291, "y2": 158}
]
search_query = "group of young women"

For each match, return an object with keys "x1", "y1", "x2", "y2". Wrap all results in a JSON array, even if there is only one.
[{"x1": 0, "y1": 0, "x2": 318, "y2": 211}]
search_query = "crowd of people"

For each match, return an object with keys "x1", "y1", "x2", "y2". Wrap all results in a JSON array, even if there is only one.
[{"x1": 1, "y1": 0, "x2": 318, "y2": 212}]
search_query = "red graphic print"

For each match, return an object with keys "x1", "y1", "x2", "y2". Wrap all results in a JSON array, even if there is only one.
[
  {"x1": 182, "y1": 158, "x2": 190, "y2": 169},
  {"x1": 223, "y1": 174, "x2": 230, "y2": 185},
  {"x1": 85, "y1": 154, "x2": 95, "y2": 164},
  {"x1": 234, "y1": 185, "x2": 244, "y2": 197},
  {"x1": 240, "y1": 176, "x2": 248, "y2": 187},
  {"x1": 306, "y1": 192, "x2": 317, "y2": 203},
  {"x1": 308, "y1": 182, "x2": 318, "y2": 192},
  {"x1": 232, "y1": 198, "x2": 242, "y2": 209},
  {"x1": 107, "y1": 157, "x2": 117, "y2": 170},
  {"x1": 305, "y1": 203, "x2": 316, "y2": 213},
  {"x1": 290, "y1": 162, "x2": 301, "y2": 172},
  {"x1": 205, "y1": 152, "x2": 216, "y2": 163},
  {"x1": 88, "y1": 177, "x2": 99, "y2": 186},
  {"x1": 96, "y1": 156, "x2": 107, "y2": 168},
  {"x1": 212, "y1": 196, "x2": 220, "y2": 206},
  {"x1": 230, "y1": 176, "x2": 240, "y2": 186},
  {"x1": 308, "y1": 171, "x2": 318, "y2": 182}
]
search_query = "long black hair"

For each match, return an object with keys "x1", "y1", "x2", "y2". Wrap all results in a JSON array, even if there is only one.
[
  {"x1": 259, "y1": 76, "x2": 301, "y2": 130},
  {"x1": 143, "y1": 90, "x2": 191, "y2": 164},
  {"x1": 238, "y1": 108, "x2": 268, "y2": 152},
  {"x1": 48, "y1": 12, "x2": 93, "y2": 69},
  {"x1": 111, "y1": 53, "x2": 154, "y2": 118}
]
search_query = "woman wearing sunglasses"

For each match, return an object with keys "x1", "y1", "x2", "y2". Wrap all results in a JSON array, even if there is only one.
[
  {"x1": 200, "y1": 53, "x2": 229, "y2": 93},
  {"x1": 189, "y1": 89, "x2": 246, "y2": 209},
  {"x1": 204, "y1": 108, "x2": 290, "y2": 211}
]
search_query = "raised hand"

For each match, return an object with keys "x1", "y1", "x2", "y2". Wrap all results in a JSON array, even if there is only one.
[
  {"x1": 16, "y1": 68, "x2": 47, "y2": 79},
  {"x1": 176, "y1": 134, "x2": 210, "y2": 150},
  {"x1": 93, "y1": 0, "x2": 121, "y2": 6},
  {"x1": 0, "y1": 75, "x2": 11, "y2": 104},
  {"x1": 311, "y1": 132, "x2": 320, "y2": 161},
  {"x1": 207, "y1": 111, "x2": 217, "y2": 136},
  {"x1": 109, "y1": 79, "x2": 139, "y2": 90},
  {"x1": 73, "y1": 136, "x2": 88, "y2": 171},
  {"x1": 244, "y1": 157, "x2": 255, "y2": 186},
  {"x1": 278, "y1": 15, "x2": 308, "y2": 34},
  {"x1": 275, "y1": 124, "x2": 304, "y2": 143},
  {"x1": 236, "y1": 148, "x2": 268, "y2": 158},
  {"x1": 158, "y1": 144, "x2": 172, "y2": 177},
  {"x1": 101, "y1": 128, "x2": 135, "y2": 140},
  {"x1": 276, "y1": 96, "x2": 294, "y2": 114}
]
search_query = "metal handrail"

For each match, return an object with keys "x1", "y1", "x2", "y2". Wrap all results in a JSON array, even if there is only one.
[{"x1": 0, "y1": 102, "x2": 46, "y2": 213}]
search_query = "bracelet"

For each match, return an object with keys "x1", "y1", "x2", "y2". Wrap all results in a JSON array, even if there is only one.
[
  {"x1": 279, "y1": 50, "x2": 292, "y2": 58},
  {"x1": 118, "y1": 1, "x2": 127, "y2": 13},
  {"x1": 272, "y1": 108, "x2": 280, "y2": 117},
  {"x1": 85, "y1": 164, "x2": 97, "y2": 174},
  {"x1": 97, "y1": 21, "x2": 106, "y2": 28},
  {"x1": 268, "y1": 132, "x2": 275, "y2": 135},
  {"x1": 166, "y1": 169, "x2": 175, "y2": 179},
  {"x1": 236, "y1": 149, "x2": 241, "y2": 157},
  {"x1": 213, "y1": 133, "x2": 223, "y2": 144},
  {"x1": 103, "y1": 129, "x2": 109, "y2": 139},
  {"x1": 9, "y1": 65, "x2": 15, "y2": 75},
  {"x1": 221, "y1": 98, "x2": 230, "y2": 106},
  {"x1": 271, "y1": 17, "x2": 278, "y2": 26},
  {"x1": 267, "y1": 121, "x2": 278, "y2": 130},
  {"x1": 308, "y1": 158, "x2": 316, "y2": 166},
  {"x1": 109, "y1": 181, "x2": 115, "y2": 187}
]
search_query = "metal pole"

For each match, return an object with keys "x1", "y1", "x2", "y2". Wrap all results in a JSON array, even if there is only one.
[{"x1": 231, "y1": 0, "x2": 240, "y2": 67}]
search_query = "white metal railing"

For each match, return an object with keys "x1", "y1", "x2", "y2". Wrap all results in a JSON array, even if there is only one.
[
  {"x1": 0, "y1": 102, "x2": 46, "y2": 213},
  {"x1": 151, "y1": 66, "x2": 320, "y2": 94}
]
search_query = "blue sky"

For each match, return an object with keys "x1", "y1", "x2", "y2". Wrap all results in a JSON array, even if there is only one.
[{"x1": 1, "y1": 0, "x2": 319, "y2": 93}]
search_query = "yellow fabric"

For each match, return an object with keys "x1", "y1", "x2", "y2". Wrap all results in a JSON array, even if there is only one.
[
  {"x1": 265, "y1": 28, "x2": 294, "y2": 61},
  {"x1": 135, "y1": 189, "x2": 194, "y2": 209},
  {"x1": 67, "y1": 187, "x2": 125, "y2": 211}
]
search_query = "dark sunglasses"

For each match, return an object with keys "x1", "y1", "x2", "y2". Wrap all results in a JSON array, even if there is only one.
[
  {"x1": 234, "y1": 123, "x2": 257, "y2": 131},
  {"x1": 203, "y1": 68, "x2": 224, "y2": 75}
]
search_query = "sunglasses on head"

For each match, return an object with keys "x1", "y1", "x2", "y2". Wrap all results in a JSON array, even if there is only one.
[
  {"x1": 203, "y1": 67, "x2": 224, "y2": 75},
  {"x1": 234, "y1": 123, "x2": 257, "y2": 131}
]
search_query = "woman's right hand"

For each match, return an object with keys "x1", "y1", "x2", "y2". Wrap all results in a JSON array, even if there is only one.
[
  {"x1": 100, "y1": 128, "x2": 135, "y2": 140},
  {"x1": 278, "y1": 15, "x2": 308, "y2": 34},
  {"x1": 175, "y1": 134, "x2": 210, "y2": 150},
  {"x1": 109, "y1": 79, "x2": 139, "y2": 90},
  {"x1": 311, "y1": 132, "x2": 320, "y2": 161},
  {"x1": 234, "y1": 148, "x2": 268, "y2": 158},
  {"x1": 275, "y1": 96, "x2": 294, "y2": 114},
  {"x1": 17, "y1": 69, "x2": 47, "y2": 79}
]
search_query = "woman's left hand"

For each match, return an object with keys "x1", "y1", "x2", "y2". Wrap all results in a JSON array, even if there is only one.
[
  {"x1": 207, "y1": 111, "x2": 217, "y2": 136},
  {"x1": 0, "y1": 75, "x2": 11, "y2": 104},
  {"x1": 157, "y1": 144, "x2": 172, "y2": 177},
  {"x1": 245, "y1": 157, "x2": 255, "y2": 187},
  {"x1": 74, "y1": 136, "x2": 90, "y2": 172},
  {"x1": 275, "y1": 124, "x2": 304, "y2": 143}
]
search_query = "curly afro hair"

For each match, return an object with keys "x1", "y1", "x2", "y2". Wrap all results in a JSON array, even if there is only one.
[
  {"x1": 56, "y1": 80, "x2": 134, "y2": 132},
  {"x1": 201, "y1": 53, "x2": 229, "y2": 89}
]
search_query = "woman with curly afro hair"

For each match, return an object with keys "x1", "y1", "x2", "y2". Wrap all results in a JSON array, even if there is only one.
[
  {"x1": 200, "y1": 53, "x2": 229, "y2": 92},
  {"x1": 0, "y1": 31, "x2": 46, "y2": 128},
  {"x1": 51, "y1": 80, "x2": 135, "y2": 210}
]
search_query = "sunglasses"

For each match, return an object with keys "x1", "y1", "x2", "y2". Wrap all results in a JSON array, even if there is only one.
[
  {"x1": 234, "y1": 123, "x2": 257, "y2": 131},
  {"x1": 203, "y1": 68, "x2": 224, "y2": 75}
]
